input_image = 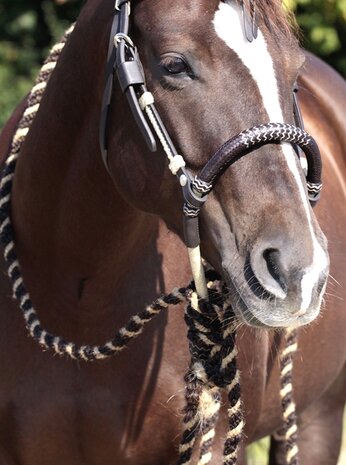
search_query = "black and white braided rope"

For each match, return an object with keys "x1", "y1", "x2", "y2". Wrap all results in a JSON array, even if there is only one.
[
  {"x1": 177, "y1": 289, "x2": 244, "y2": 465},
  {"x1": 279, "y1": 328, "x2": 300, "y2": 465},
  {"x1": 0, "y1": 23, "x2": 190, "y2": 362},
  {"x1": 0, "y1": 23, "x2": 300, "y2": 465}
]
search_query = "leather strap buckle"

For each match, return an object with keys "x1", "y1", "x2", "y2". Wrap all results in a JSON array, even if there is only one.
[
  {"x1": 115, "y1": 0, "x2": 130, "y2": 14},
  {"x1": 114, "y1": 33, "x2": 134, "y2": 49}
]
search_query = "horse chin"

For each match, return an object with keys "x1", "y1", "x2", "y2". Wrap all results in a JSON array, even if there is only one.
[
  {"x1": 223, "y1": 273, "x2": 322, "y2": 329},
  {"x1": 232, "y1": 301, "x2": 321, "y2": 329}
]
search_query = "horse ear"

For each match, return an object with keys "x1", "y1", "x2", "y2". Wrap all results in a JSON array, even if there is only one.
[{"x1": 240, "y1": 0, "x2": 258, "y2": 42}]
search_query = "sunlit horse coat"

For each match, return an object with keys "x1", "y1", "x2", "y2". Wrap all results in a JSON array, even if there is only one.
[{"x1": 0, "y1": 1, "x2": 345, "y2": 464}]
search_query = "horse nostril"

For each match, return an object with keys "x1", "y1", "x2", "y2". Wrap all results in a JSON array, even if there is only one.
[
  {"x1": 250, "y1": 244, "x2": 288, "y2": 300},
  {"x1": 263, "y1": 249, "x2": 288, "y2": 295}
]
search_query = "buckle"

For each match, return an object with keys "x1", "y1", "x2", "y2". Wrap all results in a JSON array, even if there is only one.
[
  {"x1": 115, "y1": 0, "x2": 131, "y2": 14},
  {"x1": 114, "y1": 33, "x2": 134, "y2": 49}
]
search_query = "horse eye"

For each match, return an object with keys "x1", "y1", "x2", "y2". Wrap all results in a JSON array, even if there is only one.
[{"x1": 161, "y1": 55, "x2": 190, "y2": 75}]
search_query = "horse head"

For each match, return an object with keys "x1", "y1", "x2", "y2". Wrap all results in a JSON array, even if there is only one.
[{"x1": 105, "y1": 0, "x2": 329, "y2": 328}]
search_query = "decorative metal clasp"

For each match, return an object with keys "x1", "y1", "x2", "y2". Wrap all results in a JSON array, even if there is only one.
[
  {"x1": 114, "y1": 32, "x2": 134, "y2": 49},
  {"x1": 115, "y1": 0, "x2": 131, "y2": 15}
]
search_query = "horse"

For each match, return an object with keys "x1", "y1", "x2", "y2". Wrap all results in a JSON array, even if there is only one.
[{"x1": 0, "y1": 0, "x2": 345, "y2": 464}]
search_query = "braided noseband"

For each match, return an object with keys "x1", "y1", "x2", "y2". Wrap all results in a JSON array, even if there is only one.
[{"x1": 0, "y1": 25, "x2": 299, "y2": 465}]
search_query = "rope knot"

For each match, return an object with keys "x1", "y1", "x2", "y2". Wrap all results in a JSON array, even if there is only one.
[{"x1": 178, "y1": 284, "x2": 243, "y2": 465}]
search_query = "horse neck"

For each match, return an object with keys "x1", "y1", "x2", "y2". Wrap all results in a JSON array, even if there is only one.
[{"x1": 10, "y1": 1, "x2": 160, "y2": 328}]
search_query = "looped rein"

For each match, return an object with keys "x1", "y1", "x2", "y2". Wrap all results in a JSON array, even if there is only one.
[{"x1": 0, "y1": 22, "x2": 300, "y2": 465}]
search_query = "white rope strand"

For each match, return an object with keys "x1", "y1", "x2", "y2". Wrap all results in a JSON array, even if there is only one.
[
  {"x1": 139, "y1": 91, "x2": 186, "y2": 175},
  {"x1": 188, "y1": 247, "x2": 208, "y2": 299}
]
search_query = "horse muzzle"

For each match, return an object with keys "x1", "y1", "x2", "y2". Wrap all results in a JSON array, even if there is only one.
[
  {"x1": 180, "y1": 122, "x2": 328, "y2": 327},
  {"x1": 221, "y1": 248, "x2": 329, "y2": 328}
]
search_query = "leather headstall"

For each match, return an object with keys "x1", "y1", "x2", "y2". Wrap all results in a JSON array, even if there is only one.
[{"x1": 99, "y1": 0, "x2": 323, "y2": 254}]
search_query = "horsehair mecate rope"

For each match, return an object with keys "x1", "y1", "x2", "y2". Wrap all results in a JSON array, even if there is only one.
[
  {"x1": 1, "y1": 21, "x2": 196, "y2": 362},
  {"x1": 280, "y1": 328, "x2": 300, "y2": 465},
  {"x1": 177, "y1": 291, "x2": 244, "y2": 465},
  {"x1": 0, "y1": 22, "x2": 299, "y2": 465}
]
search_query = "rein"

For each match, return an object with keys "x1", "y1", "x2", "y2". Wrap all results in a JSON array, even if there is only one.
[{"x1": 0, "y1": 13, "x2": 300, "y2": 465}]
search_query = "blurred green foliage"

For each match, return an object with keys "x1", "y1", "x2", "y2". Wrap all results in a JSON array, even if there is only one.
[
  {"x1": 0, "y1": 0, "x2": 83, "y2": 129},
  {"x1": 0, "y1": 0, "x2": 345, "y2": 129},
  {"x1": 246, "y1": 412, "x2": 346, "y2": 465},
  {"x1": 285, "y1": 0, "x2": 346, "y2": 76}
]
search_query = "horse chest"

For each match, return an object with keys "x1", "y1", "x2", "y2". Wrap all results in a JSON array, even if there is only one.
[
  {"x1": 0, "y1": 275, "x2": 186, "y2": 464},
  {"x1": 0, "y1": 274, "x2": 344, "y2": 464}
]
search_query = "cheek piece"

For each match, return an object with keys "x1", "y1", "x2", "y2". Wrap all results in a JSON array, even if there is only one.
[{"x1": 100, "y1": 0, "x2": 322, "y2": 298}]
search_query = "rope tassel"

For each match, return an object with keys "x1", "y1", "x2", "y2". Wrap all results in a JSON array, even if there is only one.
[{"x1": 177, "y1": 291, "x2": 244, "y2": 465}]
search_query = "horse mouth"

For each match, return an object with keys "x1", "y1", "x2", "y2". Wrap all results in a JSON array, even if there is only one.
[
  {"x1": 230, "y1": 292, "x2": 321, "y2": 328},
  {"x1": 222, "y1": 266, "x2": 325, "y2": 329}
]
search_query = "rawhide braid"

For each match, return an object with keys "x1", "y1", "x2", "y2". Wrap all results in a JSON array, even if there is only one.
[
  {"x1": 195, "y1": 122, "x2": 322, "y2": 204},
  {"x1": 0, "y1": 23, "x2": 300, "y2": 465},
  {"x1": 177, "y1": 282, "x2": 244, "y2": 465}
]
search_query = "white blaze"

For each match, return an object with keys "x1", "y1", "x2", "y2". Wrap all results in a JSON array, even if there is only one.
[{"x1": 213, "y1": 2, "x2": 328, "y2": 311}]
